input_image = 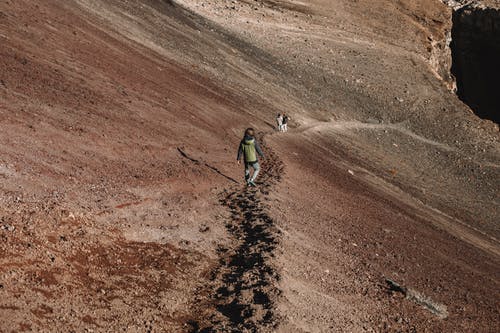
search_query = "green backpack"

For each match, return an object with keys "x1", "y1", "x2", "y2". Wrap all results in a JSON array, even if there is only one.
[{"x1": 241, "y1": 139, "x2": 257, "y2": 162}]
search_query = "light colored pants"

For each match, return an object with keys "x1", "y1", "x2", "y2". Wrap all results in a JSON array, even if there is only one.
[
  {"x1": 245, "y1": 162, "x2": 260, "y2": 182},
  {"x1": 282, "y1": 123, "x2": 288, "y2": 132}
]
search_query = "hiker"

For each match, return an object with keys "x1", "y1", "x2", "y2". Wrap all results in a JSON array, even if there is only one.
[
  {"x1": 237, "y1": 128, "x2": 265, "y2": 187},
  {"x1": 276, "y1": 113, "x2": 283, "y2": 132},
  {"x1": 282, "y1": 113, "x2": 290, "y2": 132}
]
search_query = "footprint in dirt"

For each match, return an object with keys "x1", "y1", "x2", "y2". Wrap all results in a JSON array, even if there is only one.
[{"x1": 188, "y1": 138, "x2": 284, "y2": 332}]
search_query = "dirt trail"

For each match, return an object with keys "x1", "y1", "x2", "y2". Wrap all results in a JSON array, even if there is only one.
[
  {"x1": 189, "y1": 136, "x2": 284, "y2": 332},
  {"x1": 300, "y1": 120, "x2": 456, "y2": 152}
]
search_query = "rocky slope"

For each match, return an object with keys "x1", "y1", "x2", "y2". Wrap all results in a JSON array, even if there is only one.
[{"x1": 0, "y1": 0, "x2": 498, "y2": 332}]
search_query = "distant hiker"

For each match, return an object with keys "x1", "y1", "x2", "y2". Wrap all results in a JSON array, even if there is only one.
[
  {"x1": 282, "y1": 113, "x2": 290, "y2": 132},
  {"x1": 237, "y1": 128, "x2": 265, "y2": 187},
  {"x1": 276, "y1": 113, "x2": 283, "y2": 132}
]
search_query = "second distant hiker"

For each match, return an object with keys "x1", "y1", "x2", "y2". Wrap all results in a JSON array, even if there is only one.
[
  {"x1": 237, "y1": 128, "x2": 265, "y2": 187},
  {"x1": 276, "y1": 113, "x2": 283, "y2": 132},
  {"x1": 282, "y1": 113, "x2": 290, "y2": 132}
]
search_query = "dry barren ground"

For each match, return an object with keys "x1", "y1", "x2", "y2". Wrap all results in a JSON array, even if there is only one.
[{"x1": 0, "y1": 0, "x2": 499, "y2": 332}]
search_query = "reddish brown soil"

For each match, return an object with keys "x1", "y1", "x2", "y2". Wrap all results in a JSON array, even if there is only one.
[{"x1": 0, "y1": 0, "x2": 498, "y2": 332}]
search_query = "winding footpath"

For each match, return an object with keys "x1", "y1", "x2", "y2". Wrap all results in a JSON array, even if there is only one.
[{"x1": 189, "y1": 136, "x2": 284, "y2": 332}]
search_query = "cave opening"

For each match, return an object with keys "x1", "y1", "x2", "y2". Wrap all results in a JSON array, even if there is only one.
[{"x1": 450, "y1": 7, "x2": 500, "y2": 124}]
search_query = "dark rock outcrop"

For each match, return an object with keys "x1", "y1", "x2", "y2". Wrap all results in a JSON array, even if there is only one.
[{"x1": 451, "y1": 4, "x2": 500, "y2": 123}]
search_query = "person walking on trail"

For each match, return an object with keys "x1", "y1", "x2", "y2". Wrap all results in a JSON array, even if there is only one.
[
  {"x1": 237, "y1": 128, "x2": 265, "y2": 187},
  {"x1": 282, "y1": 113, "x2": 290, "y2": 132},
  {"x1": 276, "y1": 113, "x2": 283, "y2": 132}
]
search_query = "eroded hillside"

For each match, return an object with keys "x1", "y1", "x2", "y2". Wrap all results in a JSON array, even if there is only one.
[{"x1": 0, "y1": 0, "x2": 498, "y2": 332}]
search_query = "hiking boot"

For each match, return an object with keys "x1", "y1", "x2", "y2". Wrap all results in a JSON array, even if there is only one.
[{"x1": 248, "y1": 181, "x2": 256, "y2": 187}]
